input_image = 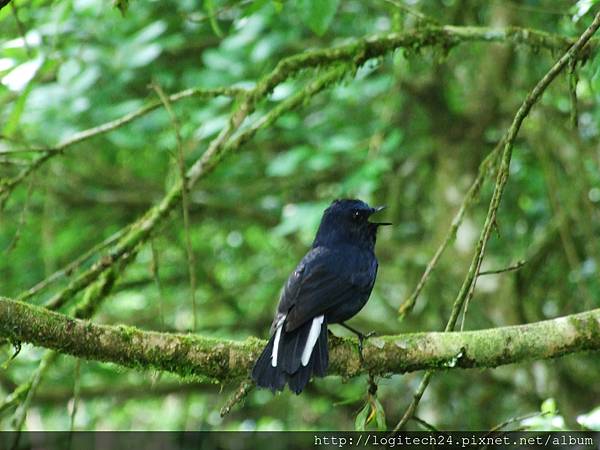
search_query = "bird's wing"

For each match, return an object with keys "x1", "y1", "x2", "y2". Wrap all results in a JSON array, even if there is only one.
[{"x1": 277, "y1": 247, "x2": 374, "y2": 332}]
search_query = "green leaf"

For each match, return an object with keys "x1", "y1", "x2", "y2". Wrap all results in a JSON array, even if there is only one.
[
  {"x1": 354, "y1": 402, "x2": 370, "y2": 431},
  {"x1": 541, "y1": 398, "x2": 557, "y2": 415},
  {"x1": 266, "y1": 146, "x2": 310, "y2": 177},
  {"x1": 373, "y1": 397, "x2": 387, "y2": 431},
  {"x1": 2, "y1": 82, "x2": 33, "y2": 137},
  {"x1": 205, "y1": 0, "x2": 224, "y2": 37},
  {"x1": 242, "y1": 0, "x2": 270, "y2": 17},
  {"x1": 298, "y1": 0, "x2": 340, "y2": 36}
]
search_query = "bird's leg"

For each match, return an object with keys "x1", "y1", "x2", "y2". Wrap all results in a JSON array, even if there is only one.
[{"x1": 339, "y1": 323, "x2": 376, "y2": 364}]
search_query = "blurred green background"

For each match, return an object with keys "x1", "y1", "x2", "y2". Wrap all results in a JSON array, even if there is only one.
[{"x1": 0, "y1": 0, "x2": 599, "y2": 431}]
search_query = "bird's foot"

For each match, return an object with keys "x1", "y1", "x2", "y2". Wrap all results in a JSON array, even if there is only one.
[
  {"x1": 356, "y1": 331, "x2": 376, "y2": 365},
  {"x1": 339, "y1": 323, "x2": 376, "y2": 365}
]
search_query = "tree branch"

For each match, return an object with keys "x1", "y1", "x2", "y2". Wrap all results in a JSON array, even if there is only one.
[
  {"x1": 398, "y1": 142, "x2": 501, "y2": 317},
  {"x1": 0, "y1": 297, "x2": 598, "y2": 381},
  {"x1": 1, "y1": 25, "x2": 597, "y2": 205},
  {"x1": 35, "y1": 66, "x2": 345, "y2": 313},
  {"x1": 6, "y1": 22, "x2": 598, "y2": 310},
  {"x1": 0, "y1": 86, "x2": 245, "y2": 206},
  {"x1": 394, "y1": 10, "x2": 600, "y2": 430}
]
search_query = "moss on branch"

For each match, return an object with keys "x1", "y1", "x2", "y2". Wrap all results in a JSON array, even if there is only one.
[
  {"x1": 1, "y1": 24, "x2": 595, "y2": 207},
  {"x1": 5, "y1": 23, "x2": 598, "y2": 312},
  {"x1": 1, "y1": 297, "x2": 598, "y2": 382}
]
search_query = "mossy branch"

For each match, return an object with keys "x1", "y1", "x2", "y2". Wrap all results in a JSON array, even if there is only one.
[
  {"x1": 394, "y1": 11, "x2": 600, "y2": 430},
  {"x1": 34, "y1": 66, "x2": 346, "y2": 313},
  {"x1": 1, "y1": 24, "x2": 597, "y2": 206},
  {"x1": 0, "y1": 87, "x2": 245, "y2": 206},
  {"x1": 6, "y1": 22, "x2": 599, "y2": 310},
  {"x1": 0, "y1": 297, "x2": 598, "y2": 381},
  {"x1": 0, "y1": 254, "x2": 134, "y2": 416}
]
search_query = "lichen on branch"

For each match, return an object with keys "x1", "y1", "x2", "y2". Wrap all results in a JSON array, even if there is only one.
[{"x1": 0, "y1": 297, "x2": 598, "y2": 382}]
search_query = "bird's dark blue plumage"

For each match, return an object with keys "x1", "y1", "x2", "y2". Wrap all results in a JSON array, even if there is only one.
[{"x1": 252, "y1": 199, "x2": 388, "y2": 394}]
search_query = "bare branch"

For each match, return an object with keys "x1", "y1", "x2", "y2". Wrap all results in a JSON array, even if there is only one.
[
  {"x1": 151, "y1": 82, "x2": 198, "y2": 331},
  {"x1": 478, "y1": 260, "x2": 527, "y2": 276}
]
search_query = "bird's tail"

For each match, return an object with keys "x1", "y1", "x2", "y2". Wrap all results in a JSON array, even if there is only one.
[{"x1": 251, "y1": 316, "x2": 328, "y2": 394}]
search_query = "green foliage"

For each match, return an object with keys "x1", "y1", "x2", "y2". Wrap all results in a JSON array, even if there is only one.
[
  {"x1": 204, "y1": 0, "x2": 225, "y2": 37},
  {"x1": 355, "y1": 395, "x2": 386, "y2": 431},
  {"x1": 297, "y1": 0, "x2": 340, "y2": 36}
]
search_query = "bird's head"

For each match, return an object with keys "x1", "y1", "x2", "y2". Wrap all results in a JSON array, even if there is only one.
[{"x1": 313, "y1": 199, "x2": 391, "y2": 249}]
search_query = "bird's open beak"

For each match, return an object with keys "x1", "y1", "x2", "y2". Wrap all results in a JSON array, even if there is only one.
[{"x1": 369, "y1": 205, "x2": 392, "y2": 226}]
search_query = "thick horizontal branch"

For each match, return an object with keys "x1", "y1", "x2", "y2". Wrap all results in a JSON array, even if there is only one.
[{"x1": 0, "y1": 297, "x2": 598, "y2": 381}]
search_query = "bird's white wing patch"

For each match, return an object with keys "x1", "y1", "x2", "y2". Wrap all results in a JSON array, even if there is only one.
[
  {"x1": 271, "y1": 314, "x2": 286, "y2": 367},
  {"x1": 301, "y1": 315, "x2": 324, "y2": 366}
]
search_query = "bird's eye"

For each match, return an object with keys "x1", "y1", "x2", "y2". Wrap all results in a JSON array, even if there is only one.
[{"x1": 353, "y1": 210, "x2": 360, "y2": 220}]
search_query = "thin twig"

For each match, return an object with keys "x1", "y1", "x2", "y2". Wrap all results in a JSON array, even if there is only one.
[
  {"x1": 2, "y1": 24, "x2": 598, "y2": 205},
  {"x1": 150, "y1": 240, "x2": 165, "y2": 331},
  {"x1": 412, "y1": 415, "x2": 439, "y2": 431},
  {"x1": 10, "y1": 351, "x2": 55, "y2": 432},
  {"x1": 398, "y1": 144, "x2": 501, "y2": 318},
  {"x1": 0, "y1": 152, "x2": 53, "y2": 208},
  {"x1": 393, "y1": 10, "x2": 600, "y2": 431},
  {"x1": 0, "y1": 86, "x2": 245, "y2": 206},
  {"x1": 152, "y1": 82, "x2": 198, "y2": 331},
  {"x1": 0, "y1": 352, "x2": 57, "y2": 416},
  {"x1": 219, "y1": 379, "x2": 254, "y2": 417},
  {"x1": 478, "y1": 411, "x2": 550, "y2": 450},
  {"x1": 69, "y1": 359, "x2": 81, "y2": 432},
  {"x1": 478, "y1": 260, "x2": 527, "y2": 276},
  {"x1": 16, "y1": 225, "x2": 131, "y2": 302},
  {"x1": 486, "y1": 410, "x2": 548, "y2": 433},
  {"x1": 460, "y1": 259, "x2": 528, "y2": 330}
]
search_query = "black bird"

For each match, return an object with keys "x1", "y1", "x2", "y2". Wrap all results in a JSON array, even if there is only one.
[{"x1": 251, "y1": 199, "x2": 390, "y2": 394}]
